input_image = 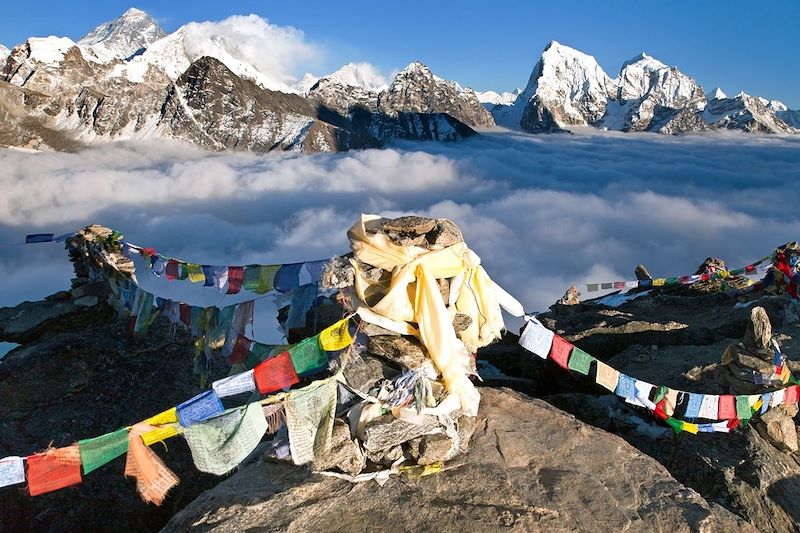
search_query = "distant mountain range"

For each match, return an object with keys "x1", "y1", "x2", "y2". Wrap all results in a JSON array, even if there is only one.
[{"x1": 1, "y1": 9, "x2": 797, "y2": 153}]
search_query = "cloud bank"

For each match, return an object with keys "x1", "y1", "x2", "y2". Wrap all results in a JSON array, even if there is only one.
[{"x1": 1, "y1": 131, "x2": 799, "y2": 327}]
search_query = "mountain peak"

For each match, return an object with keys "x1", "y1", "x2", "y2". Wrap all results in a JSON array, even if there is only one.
[
  {"x1": 78, "y1": 7, "x2": 166, "y2": 61},
  {"x1": 399, "y1": 61, "x2": 431, "y2": 75},
  {"x1": 324, "y1": 62, "x2": 388, "y2": 92},
  {"x1": 706, "y1": 87, "x2": 727, "y2": 100},
  {"x1": 621, "y1": 52, "x2": 667, "y2": 71}
]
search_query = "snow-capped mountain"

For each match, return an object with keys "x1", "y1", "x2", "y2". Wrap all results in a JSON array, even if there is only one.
[
  {"x1": 505, "y1": 41, "x2": 798, "y2": 135},
  {"x1": 0, "y1": 9, "x2": 487, "y2": 152},
  {"x1": 78, "y1": 7, "x2": 166, "y2": 61},
  {"x1": 475, "y1": 89, "x2": 521, "y2": 107},
  {"x1": 706, "y1": 87, "x2": 727, "y2": 101},
  {"x1": 0, "y1": 44, "x2": 9, "y2": 64}
]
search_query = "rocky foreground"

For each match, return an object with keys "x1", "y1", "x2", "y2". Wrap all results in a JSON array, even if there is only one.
[{"x1": 3, "y1": 246, "x2": 800, "y2": 532}]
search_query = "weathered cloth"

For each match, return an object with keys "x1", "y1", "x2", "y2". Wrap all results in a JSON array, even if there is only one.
[
  {"x1": 125, "y1": 423, "x2": 179, "y2": 505},
  {"x1": 285, "y1": 378, "x2": 337, "y2": 465},
  {"x1": 183, "y1": 403, "x2": 268, "y2": 475},
  {"x1": 27, "y1": 447, "x2": 82, "y2": 496},
  {"x1": 348, "y1": 214, "x2": 520, "y2": 416},
  {"x1": 0, "y1": 456, "x2": 25, "y2": 488}
]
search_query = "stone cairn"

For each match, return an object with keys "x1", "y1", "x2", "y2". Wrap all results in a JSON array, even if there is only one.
[{"x1": 66, "y1": 218, "x2": 494, "y2": 477}]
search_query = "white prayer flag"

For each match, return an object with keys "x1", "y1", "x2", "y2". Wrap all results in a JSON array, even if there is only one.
[
  {"x1": 0, "y1": 456, "x2": 25, "y2": 487},
  {"x1": 698, "y1": 395, "x2": 720, "y2": 419},
  {"x1": 771, "y1": 389, "x2": 786, "y2": 407},
  {"x1": 519, "y1": 320, "x2": 554, "y2": 359},
  {"x1": 212, "y1": 370, "x2": 256, "y2": 398}
]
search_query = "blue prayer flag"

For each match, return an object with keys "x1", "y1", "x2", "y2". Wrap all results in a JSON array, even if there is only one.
[
  {"x1": 25, "y1": 234, "x2": 54, "y2": 244},
  {"x1": 274, "y1": 263, "x2": 303, "y2": 292},
  {"x1": 177, "y1": 390, "x2": 224, "y2": 427}
]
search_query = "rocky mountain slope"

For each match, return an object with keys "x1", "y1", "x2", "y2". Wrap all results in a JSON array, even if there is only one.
[
  {"x1": 499, "y1": 40, "x2": 799, "y2": 135},
  {"x1": 0, "y1": 10, "x2": 490, "y2": 152}
]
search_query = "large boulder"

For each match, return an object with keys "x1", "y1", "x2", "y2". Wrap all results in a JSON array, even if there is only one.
[{"x1": 163, "y1": 388, "x2": 752, "y2": 532}]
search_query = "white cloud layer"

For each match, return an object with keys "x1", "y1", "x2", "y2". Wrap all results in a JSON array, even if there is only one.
[{"x1": 1, "y1": 131, "x2": 799, "y2": 327}]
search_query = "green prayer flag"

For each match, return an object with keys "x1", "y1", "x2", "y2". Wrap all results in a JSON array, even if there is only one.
[
  {"x1": 654, "y1": 385, "x2": 668, "y2": 403},
  {"x1": 665, "y1": 417, "x2": 683, "y2": 434},
  {"x1": 289, "y1": 336, "x2": 327, "y2": 374},
  {"x1": 78, "y1": 427, "x2": 129, "y2": 474},
  {"x1": 666, "y1": 277, "x2": 679, "y2": 286},
  {"x1": 736, "y1": 396, "x2": 752, "y2": 421},
  {"x1": 600, "y1": 283, "x2": 613, "y2": 290},
  {"x1": 587, "y1": 284, "x2": 599, "y2": 292},
  {"x1": 566, "y1": 347, "x2": 594, "y2": 375},
  {"x1": 178, "y1": 263, "x2": 189, "y2": 280},
  {"x1": 246, "y1": 342, "x2": 273, "y2": 369},
  {"x1": 243, "y1": 265, "x2": 280, "y2": 294}
]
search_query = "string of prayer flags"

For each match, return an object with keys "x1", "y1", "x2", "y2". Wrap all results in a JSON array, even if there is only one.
[
  {"x1": 176, "y1": 390, "x2": 224, "y2": 427},
  {"x1": 286, "y1": 283, "x2": 319, "y2": 329},
  {"x1": 285, "y1": 378, "x2": 337, "y2": 465},
  {"x1": 288, "y1": 336, "x2": 328, "y2": 374},
  {"x1": 78, "y1": 428, "x2": 129, "y2": 475},
  {"x1": 0, "y1": 456, "x2": 26, "y2": 488},
  {"x1": 212, "y1": 369, "x2": 256, "y2": 398},
  {"x1": 125, "y1": 423, "x2": 179, "y2": 505},
  {"x1": 254, "y1": 352, "x2": 300, "y2": 395},
  {"x1": 518, "y1": 317, "x2": 800, "y2": 436},
  {"x1": 584, "y1": 255, "x2": 772, "y2": 293},
  {"x1": 26, "y1": 447, "x2": 82, "y2": 496},
  {"x1": 183, "y1": 403, "x2": 268, "y2": 475},
  {"x1": 318, "y1": 318, "x2": 353, "y2": 352}
]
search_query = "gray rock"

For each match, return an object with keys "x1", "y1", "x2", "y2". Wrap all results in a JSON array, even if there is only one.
[
  {"x1": 367, "y1": 335, "x2": 427, "y2": 370},
  {"x1": 163, "y1": 389, "x2": 753, "y2": 532},
  {"x1": 312, "y1": 420, "x2": 366, "y2": 476}
]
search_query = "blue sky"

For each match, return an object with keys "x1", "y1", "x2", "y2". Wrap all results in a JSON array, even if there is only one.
[{"x1": 1, "y1": 0, "x2": 798, "y2": 107}]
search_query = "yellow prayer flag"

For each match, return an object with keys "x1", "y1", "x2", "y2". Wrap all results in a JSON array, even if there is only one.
[
  {"x1": 595, "y1": 361, "x2": 619, "y2": 392},
  {"x1": 187, "y1": 263, "x2": 205, "y2": 283},
  {"x1": 664, "y1": 389, "x2": 679, "y2": 416},
  {"x1": 652, "y1": 278, "x2": 666, "y2": 287},
  {"x1": 780, "y1": 366, "x2": 791, "y2": 383},
  {"x1": 319, "y1": 319, "x2": 353, "y2": 351},
  {"x1": 141, "y1": 425, "x2": 180, "y2": 446},
  {"x1": 753, "y1": 399, "x2": 763, "y2": 411},
  {"x1": 145, "y1": 407, "x2": 177, "y2": 426},
  {"x1": 681, "y1": 421, "x2": 699, "y2": 434}
]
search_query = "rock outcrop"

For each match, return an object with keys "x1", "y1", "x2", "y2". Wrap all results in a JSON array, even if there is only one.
[{"x1": 163, "y1": 388, "x2": 751, "y2": 532}]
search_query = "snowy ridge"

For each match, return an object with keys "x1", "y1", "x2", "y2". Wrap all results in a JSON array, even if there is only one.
[
  {"x1": 0, "y1": 44, "x2": 9, "y2": 64},
  {"x1": 322, "y1": 62, "x2": 388, "y2": 92},
  {"x1": 78, "y1": 7, "x2": 166, "y2": 62},
  {"x1": 475, "y1": 89, "x2": 521, "y2": 106}
]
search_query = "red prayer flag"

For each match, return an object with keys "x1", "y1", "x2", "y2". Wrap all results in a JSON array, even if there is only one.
[
  {"x1": 549, "y1": 335, "x2": 572, "y2": 370},
  {"x1": 727, "y1": 418, "x2": 741, "y2": 430},
  {"x1": 179, "y1": 304, "x2": 191, "y2": 327},
  {"x1": 226, "y1": 266, "x2": 245, "y2": 295},
  {"x1": 613, "y1": 281, "x2": 625, "y2": 289},
  {"x1": 785, "y1": 385, "x2": 799, "y2": 404},
  {"x1": 254, "y1": 351, "x2": 299, "y2": 394},
  {"x1": 718, "y1": 395, "x2": 736, "y2": 420},
  {"x1": 653, "y1": 399, "x2": 668, "y2": 420},
  {"x1": 229, "y1": 335, "x2": 252, "y2": 365},
  {"x1": 165, "y1": 260, "x2": 180, "y2": 281},
  {"x1": 27, "y1": 451, "x2": 82, "y2": 496}
]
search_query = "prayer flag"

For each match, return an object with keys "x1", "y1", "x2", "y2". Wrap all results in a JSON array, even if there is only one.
[
  {"x1": 785, "y1": 385, "x2": 799, "y2": 404},
  {"x1": 179, "y1": 304, "x2": 191, "y2": 327},
  {"x1": 303, "y1": 260, "x2": 327, "y2": 283},
  {"x1": 228, "y1": 335, "x2": 252, "y2": 365},
  {"x1": 665, "y1": 417, "x2": 683, "y2": 434},
  {"x1": 165, "y1": 260, "x2": 180, "y2": 281},
  {"x1": 25, "y1": 234, "x2": 54, "y2": 244},
  {"x1": 26, "y1": 449, "x2": 82, "y2": 496},
  {"x1": 151, "y1": 256, "x2": 167, "y2": 277},
  {"x1": 243, "y1": 265, "x2": 279, "y2": 294},
  {"x1": 685, "y1": 393, "x2": 703, "y2": 419},
  {"x1": 718, "y1": 395, "x2": 736, "y2": 420},
  {"x1": 141, "y1": 425, "x2": 180, "y2": 447},
  {"x1": 681, "y1": 421, "x2": 699, "y2": 434},
  {"x1": 226, "y1": 267, "x2": 244, "y2": 294},
  {"x1": 567, "y1": 347, "x2": 594, "y2": 375},
  {"x1": 519, "y1": 321, "x2": 554, "y2": 359},
  {"x1": 146, "y1": 407, "x2": 178, "y2": 426},
  {"x1": 549, "y1": 335, "x2": 572, "y2": 369},
  {"x1": 653, "y1": 278, "x2": 666, "y2": 287},
  {"x1": 183, "y1": 403, "x2": 268, "y2": 475},
  {"x1": 202, "y1": 266, "x2": 216, "y2": 287},
  {"x1": 634, "y1": 381, "x2": 656, "y2": 410},
  {"x1": 126, "y1": 423, "x2": 179, "y2": 505},
  {"x1": 736, "y1": 396, "x2": 752, "y2": 421},
  {"x1": 663, "y1": 389, "x2": 679, "y2": 416},
  {"x1": 587, "y1": 284, "x2": 599, "y2": 292},
  {"x1": 253, "y1": 352, "x2": 300, "y2": 395},
  {"x1": 613, "y1": 282, "x2": 625, "y2": 289},
  {"x1": 212, "y1": 369, "x2": 256, "y2": 398},
  {"x1": 698, "y1": 395, "x2": 720, "y2": 419},
  {"x1": 177, "y1": 390, "x2": 224, "y2": 427},
  {"x1": 760, "y1": 393, "x2": 772, "y2": 414},
  {"x1": 285, "y1": 378, "x2": 337, "y2": 465},
  {"x1": 274, "y1": 263, "x2": 303, "y2": 292},
  {"x1": 771, "y1": 389, "x2": 786, "y2": 407},
  {"x1": 615, "y1": 374, "x2": 638, "y2": 405},
  {"x1": 288, "y1": 336, "x2": 328, "y2": 374},
  {"x1": 318, "y1": 319, "x2": 353, "y2": 352},
  {"x1": 78, "y1": 428, "x2": 129, "y2": 474},
  {"x1": 286, "y1": 283, "x2": 318, "y2": 329},
  {"x1": 187, "y1": 264, "x2": 205, "y2": 283},
  {"x1": 600, "y1": 283, "x2": 613, "y2": 290},
  {"x1": 0, "y1": 456, "x2": 25, "y2": 488},
  {"x1": 595, "y1": 361, "x2": 619, "y2": 392}
]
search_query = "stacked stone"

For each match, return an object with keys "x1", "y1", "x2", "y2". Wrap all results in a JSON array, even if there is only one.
[
  {"x1": 716, "y1": 306, "x2": 798, "y2": 452},
  {"x1": 318, "y1": 216, "x2": 478, "y2": 475}
]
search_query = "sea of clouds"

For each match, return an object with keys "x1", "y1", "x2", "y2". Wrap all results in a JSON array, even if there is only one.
[{"x1": 1, "y1": 130, "x2": 799, "y2": 339}]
